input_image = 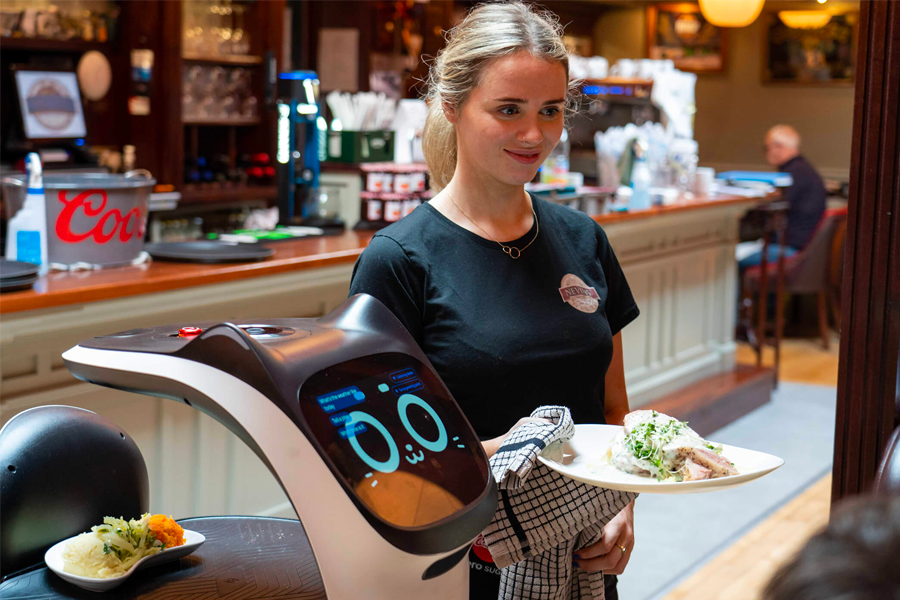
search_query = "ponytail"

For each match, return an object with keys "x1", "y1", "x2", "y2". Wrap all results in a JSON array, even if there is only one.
[{"x1": 422, "y1": 98, "x2": 457, "y2": 192}]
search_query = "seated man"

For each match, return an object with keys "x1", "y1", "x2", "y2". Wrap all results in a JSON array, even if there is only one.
[{"x1": 737, "y1": 125, "x2": 828, "y2": 268}]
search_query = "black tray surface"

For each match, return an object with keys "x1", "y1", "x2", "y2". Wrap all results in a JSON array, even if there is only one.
[
  {"x1": 145, "y1": 242, "x2": 275, "y2": 264},
  {"x1": 0, "y1": 275, "x2": 38, "y2": 293},
  {"x1": 0, "y1": 260, "x2": 39, "y2": 280},
  {"x1": 0, "y1": 516, "x2": 327, "y2": 599},
  {"x1": 0, "y1": 273, "x2": 38, "y2": 285}
]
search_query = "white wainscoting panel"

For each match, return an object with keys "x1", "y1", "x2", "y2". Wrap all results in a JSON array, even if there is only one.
[
  {"x1": 0, "y1": 200, "x2": 754, "y2": 520},
  {"x1": 608, "y1": 201, "x2": 753, "y2": 405}
]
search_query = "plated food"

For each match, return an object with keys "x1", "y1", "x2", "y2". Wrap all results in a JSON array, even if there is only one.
[
  {"x1": 62, "y1": 513, "x2": 185, "y2": 579},
  {"x1": 537, "y1": 419, "x2": 783, "y2": 494},
  {"x1": 45, "y1": 515, "x2": 205, "y2": 593},
  {"x1": 609, "y1": 410, "x2": 739, "y2": 482}
]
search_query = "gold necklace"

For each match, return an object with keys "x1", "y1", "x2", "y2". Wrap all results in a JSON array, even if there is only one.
[{"x1": 445, "y1": 191, "x2": 539, "y2": 260}]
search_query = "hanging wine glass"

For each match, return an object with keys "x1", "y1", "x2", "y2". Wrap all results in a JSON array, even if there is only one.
[
  {"x1": 232, "y1": 3, "x2": 247, "y2": 55},
  {"x1": 218, "y1": 0, "x2": 233, "y2": 56}
]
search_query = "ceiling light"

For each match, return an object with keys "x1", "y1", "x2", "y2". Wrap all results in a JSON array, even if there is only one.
[
  {"x1": 698, "y1": 0, "x2": 765, "y2": 28},
  {"x1": 778, "y1": 10, "x2": 833, "y2": 29}
]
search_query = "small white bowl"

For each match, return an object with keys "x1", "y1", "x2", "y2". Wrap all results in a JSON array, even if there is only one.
[{"x1": 44, "y1": 529, "x2": 206, "y2": 593}]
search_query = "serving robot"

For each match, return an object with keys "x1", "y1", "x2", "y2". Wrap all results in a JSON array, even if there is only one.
[{"x1": 62, "y1": 294, "x2": 497, "y2": 599}]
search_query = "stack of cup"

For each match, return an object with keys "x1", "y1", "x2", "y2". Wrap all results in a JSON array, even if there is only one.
[{"x1": 693, "y1": 167, "x2": 716, "y2": 198}]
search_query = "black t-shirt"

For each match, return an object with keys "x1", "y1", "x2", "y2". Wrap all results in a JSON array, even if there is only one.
[
  {"x1": 349, "y1": 195, "x2": 638, "y2": 599},
  {"x1": 349, "y1": 195, "x2": 639, "y2": 439},
  {"x1": 780, "y1": 155, "x2": 827, "y2": 250}
]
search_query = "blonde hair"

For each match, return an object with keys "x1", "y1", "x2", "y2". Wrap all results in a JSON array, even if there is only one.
[{"x1": 422, "y1": 1, "x2": 575, "y2": 191}]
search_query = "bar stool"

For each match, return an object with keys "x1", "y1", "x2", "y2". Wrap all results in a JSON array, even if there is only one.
[{"x1": 738, "y1": 201, "x2": 789, "y2": 386}]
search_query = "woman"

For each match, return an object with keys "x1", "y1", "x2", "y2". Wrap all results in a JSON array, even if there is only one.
[{"x1": 349, "y1": 2, "x2": 639, "y2": 598}]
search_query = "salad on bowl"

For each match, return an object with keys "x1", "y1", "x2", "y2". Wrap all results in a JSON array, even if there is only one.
[{"x1": 61, "y1": 513, "x2": 185, "y2": 579}]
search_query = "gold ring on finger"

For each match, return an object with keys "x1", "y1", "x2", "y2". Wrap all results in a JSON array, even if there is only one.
[{"x1": 617, "y1": 544, "x2": 626, "y2": 554}]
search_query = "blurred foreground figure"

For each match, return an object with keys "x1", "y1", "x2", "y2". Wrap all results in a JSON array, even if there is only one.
[{"x1": 763, "y1": 495, "x2": 900, "y2": 600}]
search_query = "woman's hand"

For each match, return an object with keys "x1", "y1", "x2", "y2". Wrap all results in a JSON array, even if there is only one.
[
  {"x1": 481, "y1": 417, "x2": 552, "y2": 458},
  {"x1": 573, "y1": 500, "x2": 635, "y2": 575}
]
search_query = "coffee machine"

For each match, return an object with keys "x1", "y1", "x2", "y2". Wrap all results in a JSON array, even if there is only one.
[{"x1": 275, "y1": 71, "x2": 341, "y2": 229}]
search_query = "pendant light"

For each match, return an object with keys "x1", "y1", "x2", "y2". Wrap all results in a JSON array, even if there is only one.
[
  {"x1": 778, "y1": 11, "x2": 832, "y2": 29},
  {"x1": 698, "y1": 0, "x2": 766, "y2": 28}
]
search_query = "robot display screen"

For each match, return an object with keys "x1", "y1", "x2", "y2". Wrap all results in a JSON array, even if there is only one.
[{"x1": 298, "y1": 353, "x2": 489, "y2": 528}]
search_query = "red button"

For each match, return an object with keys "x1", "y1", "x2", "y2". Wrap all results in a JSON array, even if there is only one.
[{"x1": 178, "y1": 326, "x2": 202, "y2": 337}]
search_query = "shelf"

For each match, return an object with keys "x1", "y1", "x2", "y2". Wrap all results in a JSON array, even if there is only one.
[
  {"x1": 180, "y1": 185, "x2": 277, "y2": 205},
  {"x1": 358, "y1": 162, "x2": 430, "y2": 173},
  {"x1": 182, "y1": 53, "x2": 263, "y2": 66},
  {"x1": 148, "y1": 192, "x2": 182, "y2": 213},
  {"x1": 0, "y1": 36, "x2": 112, "y2": 53},
  {"x1": 183, "y1": 117, "x2": 262, "y2": 127}
]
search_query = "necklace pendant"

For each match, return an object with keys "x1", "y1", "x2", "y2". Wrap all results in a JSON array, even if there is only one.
[
  {"x1": 504, "y1": 246, "x2": 521, "y2": 259},
  {"x1": 446, "y1": 190, "x2": 536, "y2": 260}
]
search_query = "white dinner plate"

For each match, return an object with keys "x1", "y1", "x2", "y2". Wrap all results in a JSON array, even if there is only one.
[
  {"x1": 537, "y1": 424, "x2": 784, "y2": 494},
  {"x1": 44, "y1": 529, "x2": 205, "y2": 593}
]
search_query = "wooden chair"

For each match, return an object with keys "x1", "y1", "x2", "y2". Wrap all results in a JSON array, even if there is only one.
[
  {"x1": 743, "y1": 207, "x2": 849, "y2": 354},
  {"x1": 828, "y1": 215, "x2": 847, "y2": 333}
]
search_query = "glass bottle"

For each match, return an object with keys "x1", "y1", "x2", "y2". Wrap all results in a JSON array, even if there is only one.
[{"x1": 540, "y1": 129, "x2": 570, "y2": 185}]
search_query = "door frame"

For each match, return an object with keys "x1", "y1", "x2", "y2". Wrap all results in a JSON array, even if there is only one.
[{"x1": 832, "y1": 0, "x2": 900, "y2": 502}]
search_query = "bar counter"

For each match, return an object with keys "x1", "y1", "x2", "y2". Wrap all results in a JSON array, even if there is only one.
[
  {"x1": 0, "y1": 231, "x2": 377, "y2": 315},
  {"x1": 0, "y1": 191, "x2": 762, "y2": 522},
  {"x1": 0, "y1": 192, "x2": 760, "y2": 315}
]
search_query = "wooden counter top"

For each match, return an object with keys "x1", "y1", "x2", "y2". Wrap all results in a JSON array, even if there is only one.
[
  {"x1": 0, "y1": 192, "x2": 767, "y2": 315},
  {"x1": 0, "y1": 231, "x2": 376, "y2": 315},
  {"x1": 590, "y1": 191, "x2": 768, "y2": 225}
]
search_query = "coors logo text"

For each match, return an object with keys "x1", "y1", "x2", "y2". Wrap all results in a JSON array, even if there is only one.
[{"x1": 55, "y1": 190, "x2": 145, "y2": 244}]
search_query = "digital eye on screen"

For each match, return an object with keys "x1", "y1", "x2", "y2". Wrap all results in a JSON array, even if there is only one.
[{"x1": 346, "y1": 393, "x2": 449, "y2": 474}]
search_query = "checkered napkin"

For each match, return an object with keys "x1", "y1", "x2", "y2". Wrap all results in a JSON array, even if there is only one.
[{"x1": 483, "y1": 406, "x2": 638, "y2": 600}]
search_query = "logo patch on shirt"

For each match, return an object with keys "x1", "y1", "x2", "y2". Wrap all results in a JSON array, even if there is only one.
[{"x1": 559, "y1": 274, "x2": 600, "y2": 314}]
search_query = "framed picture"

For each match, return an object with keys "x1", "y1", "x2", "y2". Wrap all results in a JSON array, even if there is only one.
[
  {"x1": 12, "y1": 68, "x2": 87, "y2": 140},
  {"x1": 647, "y1": 3, "x2": 727, "y2": 74},
  {"x1": 763, "y1": 11, "x2": 857, "y2": 85}
]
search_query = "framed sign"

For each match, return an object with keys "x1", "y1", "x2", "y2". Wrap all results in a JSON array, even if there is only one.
[
  {"x1": 647, "y1": 3, "x2": 727, "y2": 74},
  {"x1": 763, "y1": 11, "x2": 857, "y2": 85},
  {"x1": 13, "y1": 69, "x2": 87, "y2": 140}
]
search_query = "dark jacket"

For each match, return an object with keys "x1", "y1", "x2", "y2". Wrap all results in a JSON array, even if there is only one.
[{"x1": 780, "y1": 155, "x2": 827, "y2": 250}]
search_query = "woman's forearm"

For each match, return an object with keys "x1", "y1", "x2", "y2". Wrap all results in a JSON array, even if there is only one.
[{"x1": 605, "y1": 332, "x2": 630, "y2": 426}]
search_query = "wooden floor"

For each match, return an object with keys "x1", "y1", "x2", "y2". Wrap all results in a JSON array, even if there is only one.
[
  {"x1": 663, "y1": 475, "x2": 832, "y2": 600},
  {"x1": 660, "y1": 333, "x2": 840, "y2": 600},
  {"x1": 734, "y1": 331, "x2": 841, "y2": 387}
]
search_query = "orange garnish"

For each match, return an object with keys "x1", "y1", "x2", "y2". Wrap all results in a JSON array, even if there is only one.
[{"x1": 147, "y1": 514, "x2": 185, "y2": 548}]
